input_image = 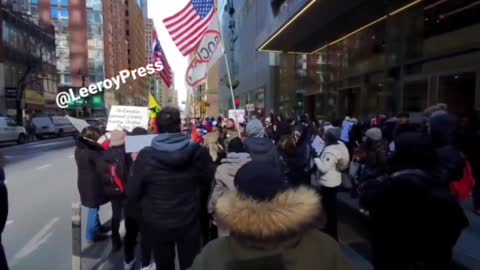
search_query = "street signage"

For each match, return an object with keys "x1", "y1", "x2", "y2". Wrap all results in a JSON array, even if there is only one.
[{"x1": 106, "y1": 105, "x2": 149, "y2": 132}]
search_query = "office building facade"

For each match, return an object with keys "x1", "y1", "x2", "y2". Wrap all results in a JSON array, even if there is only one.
[{"x1": 256, "y1": 0, "x2": 480, "y2": 120}]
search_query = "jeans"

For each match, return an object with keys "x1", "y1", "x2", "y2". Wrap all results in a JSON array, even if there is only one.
[
  {"x1": 86, "y1": 208, "x2": 100, "y2": 241},
  {"x1": 124, "y1": 217, "x2": 152, "y2": 267},
  {"x1": 145, "y1": 221, "x2": 201, "y2": 270}
]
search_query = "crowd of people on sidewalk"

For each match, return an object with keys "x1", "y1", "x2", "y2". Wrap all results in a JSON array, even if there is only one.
[{"x1": 70, "y1": 103, "x2": 479, "y2": 270}]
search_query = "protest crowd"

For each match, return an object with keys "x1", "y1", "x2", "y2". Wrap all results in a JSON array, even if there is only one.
[{"x1": 72, "y1": 103, "x2": 479, "y2": 270}]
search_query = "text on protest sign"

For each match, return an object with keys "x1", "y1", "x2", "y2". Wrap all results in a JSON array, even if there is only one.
[
  {"x1": 228, "y1": 109, "x2": 246, "y2": 124},
  {"x1": 106, "y1": 105, "x2": 149, "y2": 132}
]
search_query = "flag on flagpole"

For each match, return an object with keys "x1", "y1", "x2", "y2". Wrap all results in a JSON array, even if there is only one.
[
  {"x1": 163, "y1": 0, "x2": 215, "y2": 56},
  {"x1": 152, "y1": 30, "x2": 173, "y2": 88},
  {"x1": 185, "y1": 13, "x2": 224, "y2": 88}
]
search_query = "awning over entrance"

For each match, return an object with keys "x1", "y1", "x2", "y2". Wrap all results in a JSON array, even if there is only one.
[{"x1": 258, "y1": 0, "x2": 423, "y2": 54}]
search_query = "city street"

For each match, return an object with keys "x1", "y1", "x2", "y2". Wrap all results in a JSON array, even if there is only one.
[{"x1": 2, "y1": 137, "x2": 77, "y2": 270}]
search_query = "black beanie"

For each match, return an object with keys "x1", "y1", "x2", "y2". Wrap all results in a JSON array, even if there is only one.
[
  {"x1": 228, "y1": 137, "x2": 244, "y2": 153},
  {"x1": 129, "y1": 127, "x2": 149, "y2": 135},
  {"x1": 234, "y1": 161, "x2": 289, "y2": 202}
]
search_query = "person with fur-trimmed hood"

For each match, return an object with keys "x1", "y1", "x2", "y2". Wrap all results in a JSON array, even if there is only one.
[{"x1": 191, "y1": 161, "x2": 352, "y2": 270}]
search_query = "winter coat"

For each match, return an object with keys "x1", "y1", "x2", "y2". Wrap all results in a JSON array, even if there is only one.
[
  {"x1": 0, "y1": 168, "x2": 7, "y2": 236},
  {"x1": 191, "y1": 187, "x2": 351, "y2": 270},
  {"x1": 207, "y1": 152, "x2": 251, "y2": 214},
  {"x1": 222, "y1": 128, "x2": 239, "y2": 152},
  {"x1": 276, "y1": 121, "x2": 292, "y2": 138},
  {"x1": 75, "y1": 137, "x2": 110, "y2": 208},
  {"x1": 363, "y1": 140, "x2": 388, "y2": 178},
  {"x1": 244, "y1": 137, "x2": 281, "y2": 166},
  {"x1": 265, "y1": 125, "x2": 275, "y2": 141},
  {"x1": 102, "y1": 145, "x2": 130, "y2": 200},
  {"x1": 204, "y1": 132, "x2": 222, "y2": 162},
  {"x1": 0, "y1": 167, "x2": 7, "y2": 270},
  {"x1": 429, "y1": 113, "x2": 465, "y2": 185},
  {"x1": 313, "y1": 141, "x2": 350, "y2": 188},
  {"x1": 128, "y1": 133, "x2": 215, "y2": 230},
  {"x1": 363, "y1": 169, "x2": 468, "y2": 269}
]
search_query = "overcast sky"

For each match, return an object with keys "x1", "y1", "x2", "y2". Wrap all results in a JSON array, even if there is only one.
[{"x1": 148, "y1": 0, "x2": 191, "y2": 108}]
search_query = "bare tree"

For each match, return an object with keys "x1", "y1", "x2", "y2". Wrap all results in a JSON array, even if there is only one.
[{"x1": 11, "y1": 14, "x2": 56, "y2": 125}]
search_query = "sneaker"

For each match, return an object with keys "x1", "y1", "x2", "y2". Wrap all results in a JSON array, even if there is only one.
[{"x1": 124, "y1": 259, "x2": 136, "y2": 270}]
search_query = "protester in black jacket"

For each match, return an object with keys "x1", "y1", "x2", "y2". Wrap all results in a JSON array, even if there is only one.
[
  {"x1": 75, "y1": 127, "x2": 110, "y2": 242},
  {"x1": 128, "y1": 107, "x2": 215, "y2": 270},
  {"x1": 429, "y1": 112, "x2": 465, "y2": 188},
  {"x1": 0, "y1": 154, "x2": 9, "y2": 270},
  {"x1": 363, "y1": 132, "x2": 468, "y2": 270},
  {"x1": 123, "y1": 127, "x2": 154, "y2": 270},
  {"x1": 244, "y1": 119, "x2": 281, "y2": 166},
  {"x1": 102, "y1": 129, "x2": 129, "y2": 252}
]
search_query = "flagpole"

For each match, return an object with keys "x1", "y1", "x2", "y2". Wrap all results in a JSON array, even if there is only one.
[{"x1": 223, "y1": 53, "x2": 241, "y2": 135}]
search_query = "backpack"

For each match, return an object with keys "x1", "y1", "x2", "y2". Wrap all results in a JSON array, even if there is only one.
[{"x1": 450, "y1": 156, "x2": 476, "y2": 201}]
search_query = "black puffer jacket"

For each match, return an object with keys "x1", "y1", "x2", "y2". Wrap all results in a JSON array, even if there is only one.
[
  {"x1": 128, "y1": 133, "x2": 215, "y2": 230},
  {"x1": 429, "y1": 113, "x2": 465, "y2": 184},
  {"x1": 75, "y1": 137, "x2": 110, "y2": 208},
  {"x1": 244, "y1": 137, "x2": 281, "y2": 165},
  {"x1": 103, "y1": 145, "x2": 131, "y2": 199},
  {"x1": 364, "y1": 169, "x2": 468, "y2": 269}
]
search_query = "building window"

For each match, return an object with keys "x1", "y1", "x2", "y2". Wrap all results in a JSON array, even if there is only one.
[
  {"x1": 62, "y1": 73, "x2": 71, "y2": 84},
  {"x1": 59, "y1": 9, "x2": 69, "y2": 20},
  {"x1": 51, "y1": 8, "x2": 59, "y2": 19},
  {"x1": 31, "y1": 0, "x2": 38, "y2": 4}
]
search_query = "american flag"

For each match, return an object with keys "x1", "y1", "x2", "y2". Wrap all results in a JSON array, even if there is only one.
[
  {"x1": 163, "y1": 0, "x2": 215, "y2": 56},
  {"x1": 153, "y1": 30, "x2": 173, "y2": 88}
]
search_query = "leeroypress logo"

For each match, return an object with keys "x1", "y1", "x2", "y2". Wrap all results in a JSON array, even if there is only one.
[{"x1": 56, "y1": 62, "x2": 164, "y2": 108}]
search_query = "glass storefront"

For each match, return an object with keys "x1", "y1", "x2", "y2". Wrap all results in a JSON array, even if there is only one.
[{"x1": 276, "y1": 0, "x2": 480, "y2": 119}]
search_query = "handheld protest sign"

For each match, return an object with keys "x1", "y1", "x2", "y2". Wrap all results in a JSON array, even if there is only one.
[
  {"x1": 106, "y1": 105, "x2": 149, "y2": 132},
  {"x1": 125, "y1": 134, "x2": 156, "y2": 153},
  {"x1": 66, "y1": 116, "x2": 90, "y2": 133}
]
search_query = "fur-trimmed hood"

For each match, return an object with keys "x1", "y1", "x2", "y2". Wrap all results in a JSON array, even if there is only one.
[{"x1": 215, "y1": 186, "x2": 320, "y2": 240}]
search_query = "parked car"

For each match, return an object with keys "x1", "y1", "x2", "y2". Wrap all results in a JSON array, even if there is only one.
[
  {"x1": 0, "y1": 117, "x2": 27, "y2": 144},
  {"x1": 32, "y1": 115, "x2": 76, "y2": 138},
  {"x1": 85, "y1": 118, "x2": 106, "y2": 132}
]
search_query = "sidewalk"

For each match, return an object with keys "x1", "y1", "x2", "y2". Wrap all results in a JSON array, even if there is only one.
[
  {"x1": 337, "y1": 192, "x2": 480, "y2": 270},
  {"x1": 79, "y1": 205, "x2": 125, "y2": 270}
]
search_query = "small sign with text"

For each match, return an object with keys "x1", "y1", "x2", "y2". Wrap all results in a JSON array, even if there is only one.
[{"x1": 106, "y1": 105, "x2": 149, "y2": 132}]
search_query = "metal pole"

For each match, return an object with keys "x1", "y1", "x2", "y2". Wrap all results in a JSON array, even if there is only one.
[
  {"x1": 223, "y1": 54, "x2": 241, "y2": 133},
  {"x1": 72, "y1": 203, "x2": 81, "y2": 270}
]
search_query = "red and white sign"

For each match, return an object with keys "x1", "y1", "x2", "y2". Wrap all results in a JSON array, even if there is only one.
[{"x1": 186, "y1": 16, "x2": 224, "y2": 87}]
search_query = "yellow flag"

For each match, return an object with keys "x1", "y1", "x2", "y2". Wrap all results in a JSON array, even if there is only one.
[{"x1": 149, "y1": 93, "x2": 160, "y2": 119}]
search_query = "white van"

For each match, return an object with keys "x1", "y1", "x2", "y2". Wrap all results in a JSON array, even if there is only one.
[
  {"x1": 32, "y1": 116, "x2": 76, "y2": 138},
  {"x1": 0, "y1": 117, "x2": 27, "y2": 144}
]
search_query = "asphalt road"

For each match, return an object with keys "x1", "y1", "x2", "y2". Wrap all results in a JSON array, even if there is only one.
[
  {"x1": 0, "y1": 137, "x2": 373, "y2": 270},
  {"x1": 2, "y1": 137, "x2": 78, "y2": 270}
]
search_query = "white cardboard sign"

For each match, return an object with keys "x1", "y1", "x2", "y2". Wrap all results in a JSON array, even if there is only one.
[
  {"x1": 106, "y1": 105, "x2": 149, "y2": 132},
  {"x1": 125, "y1": 134, "x2": 156, "y2": 153},
  {"x1": 66, "y1": 116, "x2": 90, "y2": 133},
  {"x1": 228, "y1": 109, "x2": 246, "y2": 124}
]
